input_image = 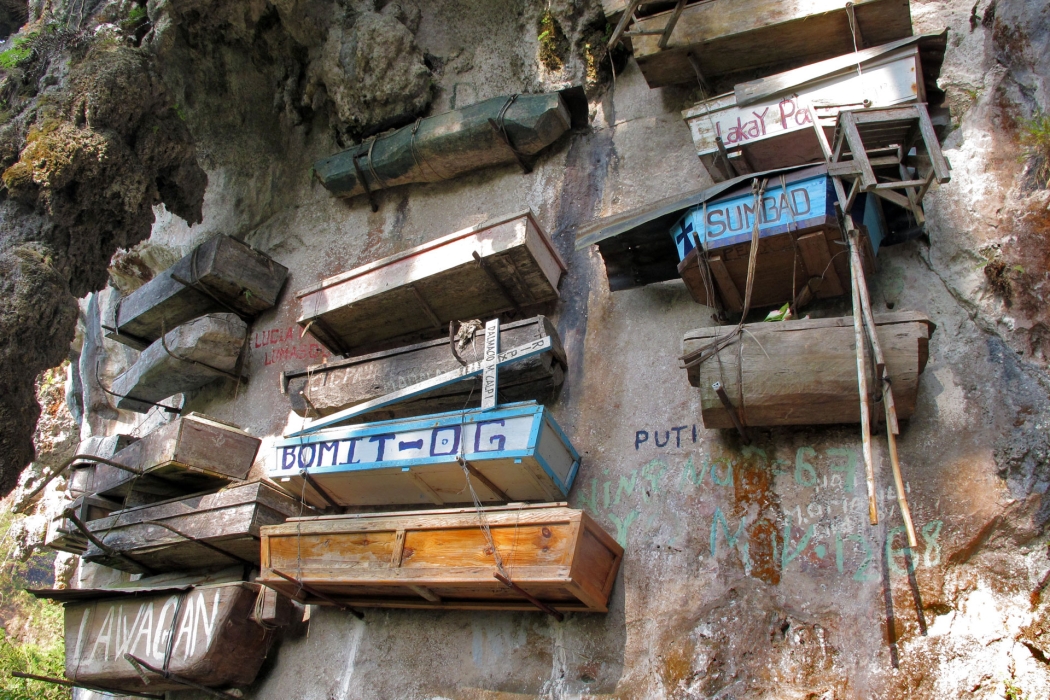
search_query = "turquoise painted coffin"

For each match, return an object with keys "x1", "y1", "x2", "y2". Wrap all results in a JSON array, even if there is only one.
[
  {"x1": 270, "y1": 402, "x2": 579, "y2": 508},
  {"x1": 671, "y1": 173, "x2": 837, "y2": 258}
]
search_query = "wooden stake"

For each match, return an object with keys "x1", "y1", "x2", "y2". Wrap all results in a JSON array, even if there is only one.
[
  {"x1": 884, "y1": 392, "x2": 918, "y2": 548},
  {"x1": 848, "y1": 232, "x2": 878, "y2": 525}
]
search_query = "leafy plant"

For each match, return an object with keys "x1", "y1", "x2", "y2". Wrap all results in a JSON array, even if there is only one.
[
  {"x1": 1004, "y1": 678, "x2": 1028, "y2": 700},
  {"x1": 1020, "y1": 111, "x2": 1050, "y2": 188},
  {"x1": 537, "y1": 10, "x2": 567, "y2": 72},
  {"x1": 0, "y1": 508, "x2": 68, "y2": 699}
]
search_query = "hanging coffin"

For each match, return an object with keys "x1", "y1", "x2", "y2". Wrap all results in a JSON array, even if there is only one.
[
  {"x1": 33, "y1": 578, "x2": 282, "y2": 694},
  {"x1": 90, "y1": 413, "x2": 260, "y2": 503},
  {"x1": 313, "y1": 87, "x2": 587, "y2": 203},
  {"x1": 110, "y1": 313, "x2": 248, "y2": 413},
  {"x1": 45, "y1": 494, "x2": 122, "y2": 555},
  {"x1": 257, "y1": 503, "x2": 623, "y2": 613},
  {"x1": 68, "y1": 434, "x2": 138, "y2": 497},
  {"x1": 283, "y1": 316, "x2": 567, "y2": 421},
  {"x1": 681, "y1": 311, "x2": 934, "y2": 428},
  {"x1": 682, "y1": 34, "x2": 948, "y2": 180},
  {"x1": 629, "y1": 0, "x2": 912, "y2": 90},
  {"x1": 296, "y1": 211, "x2": 566, "y2": 357},
  {"x1": 81, "y1": 481, "x2": 312, "y2": 574},
  {"x1": 106, "y1": 234, "x2": 288, "y2": 351},
  {"x1": 671, "y1": 164, "x2": 881, "y2": 311},
  {"x1": 270, "y1": 402, "x2": 579, "y2": 509},
  {"x1": 576, "y1": 165, "x2": 880, "y2": 312}
]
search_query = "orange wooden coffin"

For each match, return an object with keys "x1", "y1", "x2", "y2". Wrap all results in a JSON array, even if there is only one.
[{"x1": 257, "y1": 503, "x2": 623, "y2": 613}]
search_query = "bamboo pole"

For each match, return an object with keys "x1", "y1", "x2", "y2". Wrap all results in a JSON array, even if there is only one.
[
  {"x1": 884, "y1": 394, "x2": 918, "y2": 547},
  {"x1": 848, "y1": 230, "x2": 878, "y2": 525}
]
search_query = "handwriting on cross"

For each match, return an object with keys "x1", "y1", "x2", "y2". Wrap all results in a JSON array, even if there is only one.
[
  {"x1": 481, "y1": 318, "x2": 499, "y2": 409},
  {"x1": 287, "y1": 318, "x2": 550, "y2": 437}
]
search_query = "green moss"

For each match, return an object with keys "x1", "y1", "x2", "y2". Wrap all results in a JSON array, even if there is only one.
[
  {"x1": 120, "y1": 5, "x2": 149, "y2": 32},
  {"x1": 537, "y1": 10, "x2": 568, "y2": 72},
  {"x1": 1020, "y1": 111, "x2": 1050, "y2": 188},
  {"x1": 0, "y1": 34, "x2": 39, "y2": 71}
]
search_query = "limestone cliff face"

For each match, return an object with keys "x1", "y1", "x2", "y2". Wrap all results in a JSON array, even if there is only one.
[{"x1": 6, "y1": 0, "x2": 1050, "y2": 697}]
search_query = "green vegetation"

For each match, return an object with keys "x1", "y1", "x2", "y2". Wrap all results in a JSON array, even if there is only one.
[
  {"x1": 1004, "y1": 677, "x2": 1028, "y2": 700},
  {"x1": 121, "y1": 5, "x2": 150, "y2": 33},
  {"x1": 0, "y1": 34, "x2": 38, "y2": 71},
  {"x1": 1020, "y1": 111, "x2": 1050, "y2": 188},
  {"x1": 0, "y1": 508, "x2": 68, "y2": 700},
  {"x1": 537, "y1": 10, "x2": 568, "y2": 72}
]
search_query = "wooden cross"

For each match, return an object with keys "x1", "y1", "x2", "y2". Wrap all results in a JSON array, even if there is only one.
[{"x1": 287, "y1": 318, "x2": 548, "y2": 437}]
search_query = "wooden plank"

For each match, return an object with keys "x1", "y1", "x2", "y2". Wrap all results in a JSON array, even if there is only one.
[
  {"x1": 108, "y1": 235, "x2": 287, "y2": 350},
  {"x1": 82, "y1": 481, "x2": 312, "y2": 573},
  {"x1": 285, "y1": 316, "x2": 566, "y2": 420},
  {"x1": 795, "y1": 231, "x2": 844, "y2": 296},
  {"x1": 707, "y1": 256, "x2": 743, "y2": 312},
  {"x1": 631, "y1": 0, "x2": 913, "y2": 89},
  {"x1": 297, "y1": 212, "x2": 564, "y2": 356},
  {"x1": 90, "y1": 414, "x2": 260, "y2": 502},
  {"x1": 682, "y1": 311, "x2": 932, "y2": 428},
  {"x1": 110, "y1": 314, "x2": 247, "y2": 413},
  {"x1": 733, "y1": 33, "x2": 945, "y2": 107},
  {"x1": 63, "y1": 582, "x2": 274, "y2": 694},
  {"x1": 257, "y1": 505, "x2": 622, "y2": 613}
]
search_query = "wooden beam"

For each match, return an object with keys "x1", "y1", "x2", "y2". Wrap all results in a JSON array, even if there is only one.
[
  {"x1": 658, "y1": 0, "x2": 687, "y2": 49},
  {"x1": 607, "y1": 0, "x2": 643, "y2": 49},
  {"x1": 708, "y1": 256, "x2": 743, "y2": 312}
]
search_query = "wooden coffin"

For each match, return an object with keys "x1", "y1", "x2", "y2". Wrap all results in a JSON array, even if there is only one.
[
  {"x1": 314, "y1": 87, "x2": 588, "y2": 201},
  {"x1": 672, "y1": 165, "x2": 880, "y2": 311},
  {"x1": 48, "y1": 581, "x2": 272, "y2": 693},
  {"x1": 106, "y1": 234, "x2": 288, "y2": 350},
  {"x1": 681, "y1": 311, "x2": 934, "y2": 428},
  {"x1": 630, "y1": 0, "x2": 913, "y2": 90},
  {"x1": 683, "y1": 35, "x2": 947, "y2": 179},
  {"x1": 45, "y1": 495, "x2": 122, "y2": 555},
  {"x1": 257, "y1": 503, "x2": 623, "y2": 613},
  {"x1": 82, "y1": 481, "x2": 312, "y2": 573},
  {"x1": 90, "y1": 413, "x2": 260, "y2": 503},
  {"x1": 111, "y1": 313, "x2": 248, "y2": 413},
  {"x1": 68, "y1": 434, "x2": 138, "y2": 497},
  {"x1": 270, "y1": 402, "x2": 579, "y2": 509},
  {"x1": 284, "y1": 316, "x2": 567, "y2": 420},
  {"x1": 296, "y1": 211, "x2": 566, "y2": 357}
]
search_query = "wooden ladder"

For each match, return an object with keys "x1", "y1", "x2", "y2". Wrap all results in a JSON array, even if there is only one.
[
  {"x1": 807, "y1": 102, "x2": 952, "y2": 548},
  {"x1": 609, "y1": 0, "x2": 690, "y2": 52}
]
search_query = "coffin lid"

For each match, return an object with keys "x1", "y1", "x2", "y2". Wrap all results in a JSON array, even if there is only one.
[
  {"x1": 731, "y1": 31, "x2": 948, "y2": 109},
  {"x1": 683, "y1": 310, "x2": 936, "y2": 342},
  {"x1": 574, "y1": 163, "x2": 819, "y2": 290},
  {"x1": 296, "y1": 209, "x2": 567, "y2": 298},
  {"x1": 286, "y1": 501, "x2": 570, "y2": 523},
  {"x1": 28, "y1": 566, "x2": 245, "y2": 602}
]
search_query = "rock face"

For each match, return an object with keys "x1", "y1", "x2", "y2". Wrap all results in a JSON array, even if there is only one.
[{"x1": 8, "y1": 0, "x2": 1050, "y2": 697}]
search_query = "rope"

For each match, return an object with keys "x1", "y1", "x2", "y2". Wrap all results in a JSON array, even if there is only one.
[
  {"x1": 365, "y1": 136, "x2": 387, "y2": 191},
  {"x1": 846, "y1": 3, "x2": 863, "y2": 78},
  {"x1": 409, "y1": 118, "x2": 448, "y2": 182}
]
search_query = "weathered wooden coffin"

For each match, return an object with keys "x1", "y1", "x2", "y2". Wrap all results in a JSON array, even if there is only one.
[
  {"x1": 297, "y1": 211, "x2": 567, "y2": 356},
  {"x1": 683, "y1": 34, "x2": 948, "y2": 179},
  {"x1": 82, "y1": 481, "x2": 312, "y2": 573},
  {"x1": 630, "y1": 0, "x2": 913, "y2": 90},
  {"x1": 106, "y1": 234, "x2": 288, "y2": 350},
  {"x1": 45, "y1": 495, "x2": 122, "y2": 555},
  {"x1": 270, "y1": 402, "x2": 579, "y2": 508},
  {"x1": 284, "y1": 316, "x2": 567, "y2": 420},
  {"x1": 42, "y1": 581, "x2": 272, "y2": 693},
  {"x1": 111, "y1": 313, "x2": 248, "y2": 413},
  {"x1": 90, "y1": 413, "x2": 260, "y2": 503},
  {"x1": 258, "y1": 503, "x2": 623, "y2": 613},
  {"x1": 681, "y1": 311, "x2": 934, "y2": 428},
  {"x1": 672, "y1": 165, "x2": 880, "y2": 311},
  {"x1": 68, "y1": 434, "x2": 138, "y2": 497},
  {"x1": 314, "y1": 88, "x2": 588, "y2": 201}
]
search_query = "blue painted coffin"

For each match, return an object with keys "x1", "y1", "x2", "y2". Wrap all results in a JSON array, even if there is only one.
[
  {"x1": 270, "y1": 402, "x2": 579, "y2": 507},
  {"x1": 671, "y1": 173, "x2": 837, "y2": 259}
]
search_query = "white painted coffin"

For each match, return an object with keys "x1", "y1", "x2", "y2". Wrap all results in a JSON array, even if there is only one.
[
  {"x1": 50, "y1": 581, "x2": 273, "y2": 694},
  {"x1": 682, "y1": 40, "x2": 929, "y2": 177},
  {"x1": 270, "y1": 402, "x2": 579, "y2": 508}
]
